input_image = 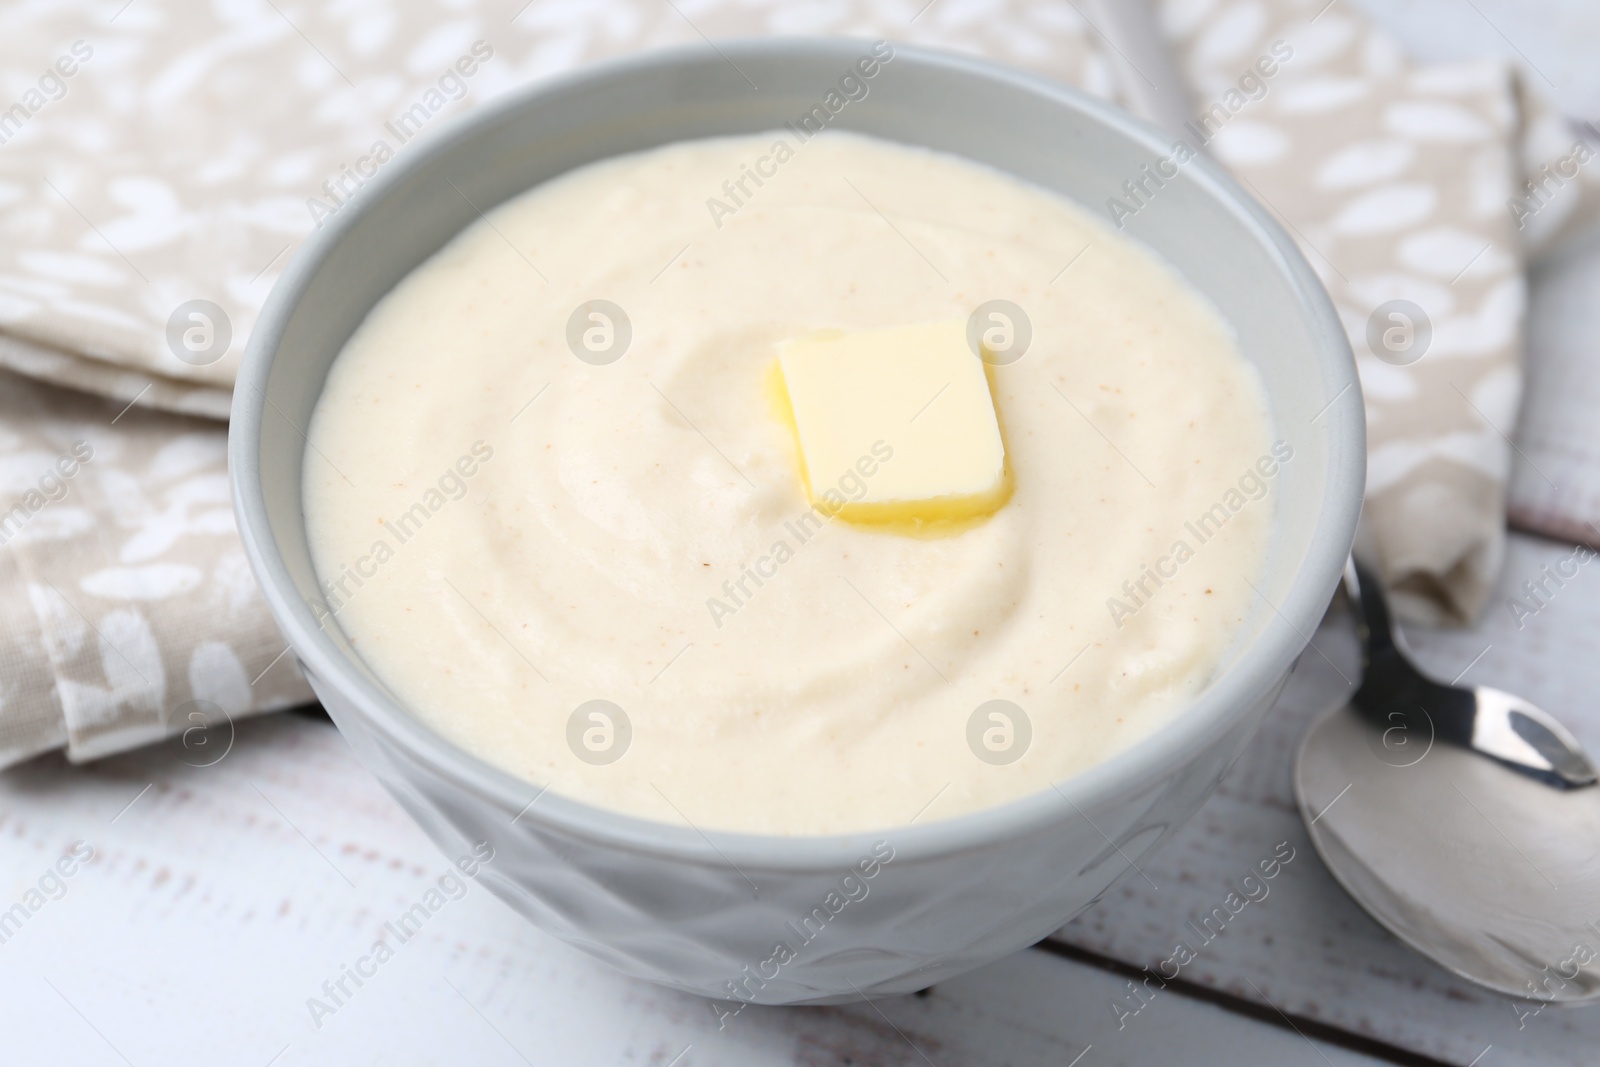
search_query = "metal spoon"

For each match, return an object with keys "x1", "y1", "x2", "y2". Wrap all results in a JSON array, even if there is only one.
[
  {"x1": 1294, "y1": 558, "x2": 1600, "y2": 1003},
  {"x1": 1340, "y1": 558, "x2": 1596, "y2": 789}
]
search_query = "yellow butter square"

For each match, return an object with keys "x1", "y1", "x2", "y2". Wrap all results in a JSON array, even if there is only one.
[{"x1": 776, "y1": 319, "x2": 1008, "y2": 524}]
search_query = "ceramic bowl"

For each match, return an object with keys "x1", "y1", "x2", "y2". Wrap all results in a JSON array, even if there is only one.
[{"x1": 231, "y1": 38, "x2": 1363, "y2": 1005}]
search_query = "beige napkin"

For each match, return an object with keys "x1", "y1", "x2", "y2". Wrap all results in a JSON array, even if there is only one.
[{"x1": 1, "y1": 0, "x2": 1591, "y2": 766}]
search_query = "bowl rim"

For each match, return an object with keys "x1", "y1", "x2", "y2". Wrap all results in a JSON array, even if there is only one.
[{"x1": 231, "y1": 36, "x2": 1364, "y2": 870}]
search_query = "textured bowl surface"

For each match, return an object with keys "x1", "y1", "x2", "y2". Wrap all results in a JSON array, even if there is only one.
[{"x1": 230, "y1": 38, "x2": 1363, "y2": 1005}]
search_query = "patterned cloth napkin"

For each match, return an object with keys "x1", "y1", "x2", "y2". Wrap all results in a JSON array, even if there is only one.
[{"x1": 2, "y1": 0, "x2": 1594, "y2": 767}]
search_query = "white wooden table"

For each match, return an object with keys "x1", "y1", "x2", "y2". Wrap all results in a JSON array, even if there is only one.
[
  {"x1": 7, "y1": 4, "x2": 1600, "y2": 1064},
  {"x1": 11, "y1": 531, "x2": 1600, "y2": 1067}
]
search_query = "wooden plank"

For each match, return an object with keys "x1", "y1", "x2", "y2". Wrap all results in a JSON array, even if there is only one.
[{"x1": 1049, "y1": 531, "x2": 1600, "y2": 1066}]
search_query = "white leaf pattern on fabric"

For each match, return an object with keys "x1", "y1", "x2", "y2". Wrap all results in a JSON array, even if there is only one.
[
  {"x1": 1277, "y1": 77, "x2": 1369, "y2": 113},
  {"x1": 82, "y1": 564, "x2": 205, "y2": 600},
  {"x1": 1314, "y1": 140, "x2": 1415, "y2": 189},
  {"x1": 26, "y1": 582, "x2": 89, "y2": 663},
  {"x1": 1332, "y1": 184, "x2": 1438, "y2": 234},
  {"x1": 1398, "y1": 227, "x2": 1505, "y2": 278},
  {"x1": 1350, "y1": 272, "x2": 1455, "y2": 319},
  {"x1": 189, "y1": 640, "x2": 252, "y2": 715},
  {"x1": 1368, "y1": 430, "x2": 1509, "y2": 494},
  {"x1": 1428, "y1": 277, "x2": 1525, "y2": 359},
  {"x1": 148, "y1": 433, "x2": 228, "y2": 482},
  {"x1": 1384, "y1": 100, "x2": 1493, "y2": 142},
  {"x1": 16, "y1": 252, "x2": 128, "y2": 286},
  {"x1": 1282, "y1": 16, "x2": 1356, "y2": 69},
  {"x1": 209, "y1": 557, "x2": 260, "y2": 619},
  {"x1": 1191, "y1": 2, "x2": 1266, "y2": 68},
  {"x1": 99, "y1": 177, "x2": 190, "y2": 252},
  {"x1": 8, "y1": 506, "x2": 95, "y2": 546},
  {"x1": 1355, "y1": 356, "x2": 1421, "y2": 403},
  {"x1": 96, "y1": 608, "x2": 166, "y2": 710},
  {"x1": 1470, "y1": 363, "x2": 1522, "y2": 430},
  {"x1": 1209, "y1": 120, "x2": 1291, "y2": 165}
]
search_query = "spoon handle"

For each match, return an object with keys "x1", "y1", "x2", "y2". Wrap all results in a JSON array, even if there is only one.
[
  {"x1": 1343, "y1": 557, "x2": 1399, "y2": 658},
  {"x1": 1344, "y1": 557, "x2": 1473, "y2": 747},
  {"x1": 1344, "y1": 555, "x2": 1598, "y2": 787}
]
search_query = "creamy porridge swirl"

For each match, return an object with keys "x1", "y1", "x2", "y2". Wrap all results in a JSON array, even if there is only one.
[{"x1": 304, "y1": 131, "x2": 1275, "y2": 835}]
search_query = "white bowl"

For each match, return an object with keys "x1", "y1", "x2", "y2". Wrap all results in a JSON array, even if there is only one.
[{"x1": 230, "y1": 38, "x2": 1363, "y2": 1005}]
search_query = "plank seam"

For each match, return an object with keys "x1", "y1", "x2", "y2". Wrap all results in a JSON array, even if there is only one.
[{"x1": 1029, "y1": 938, "x2": 1461, "y2": 1067}]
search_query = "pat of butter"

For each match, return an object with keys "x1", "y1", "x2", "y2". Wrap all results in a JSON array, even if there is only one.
[{"x1": 775, "y1": 319, "x2": 1009, "y2": 526}]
